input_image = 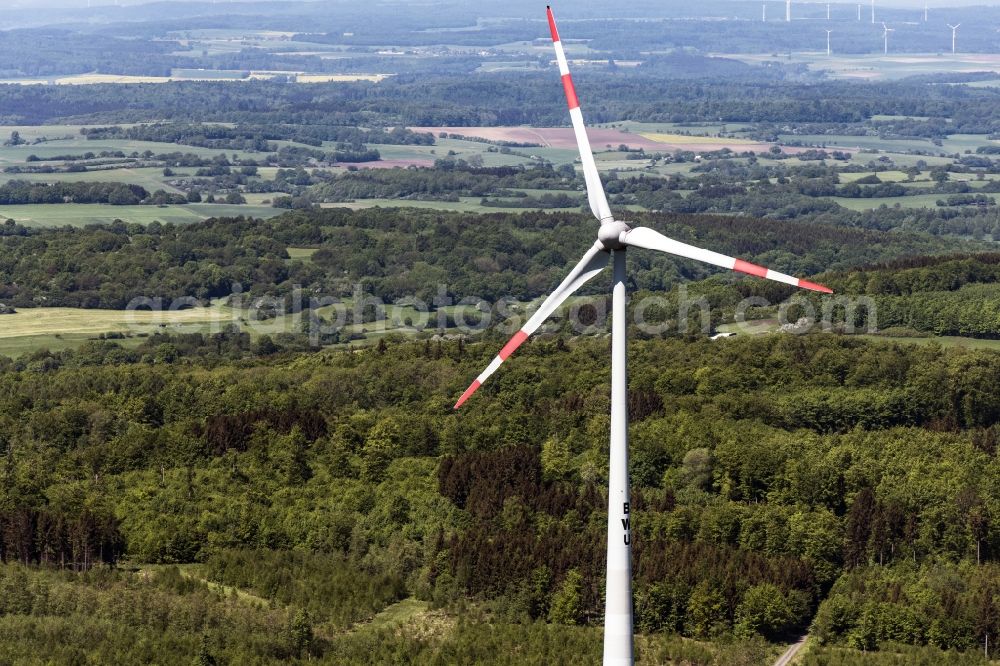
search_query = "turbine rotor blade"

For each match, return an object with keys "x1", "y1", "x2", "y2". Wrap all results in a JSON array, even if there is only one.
[
  {"x1": 454, "y1": 241, "x2": 610, "y2": 408},
  {"x1": 547, "y1": 6, "x2": 614, "y2": 224},
  {"x1": 622, "y1": 226, "x2": 832, "y2": 293}
]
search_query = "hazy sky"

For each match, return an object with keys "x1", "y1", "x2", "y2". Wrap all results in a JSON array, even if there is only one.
[
  {"x1": 4, "y1": 0, "x2": 1000, "y2": 7},
  {"x1": 0, "y1": 0, "x2": 1000, "y2": 10}
]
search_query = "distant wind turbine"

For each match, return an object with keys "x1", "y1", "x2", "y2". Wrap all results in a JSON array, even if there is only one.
[
  {"x1": 786, "y1": 0, "x2": 791, "y2": 22},
  {"x1": 826, "y1": 3, "x2": 831, "y2": 20},
  {"x1": 857, "y1": 3, "x2": 862, "y2": 21},
  {"x1": 882, "y1": 22, "x2": 894, "y2": 54},
  {"x1": 871, "y1": 0, "x2": 876, "y2": 24},
  {"x1": 948, "y1": 23, "x2": 961, "y2": 54},
  {"x1": 763, "y1": 2, "x2": 767, "y2": 21},
  {"x1": 456, "y1": 8, "x2": 833, "y2": 665},
  {"x1": 826, "y1": 29, "x2": 833, "y2": 55},
  {"x1": 924, "y1": 2, "x2": 928, "y2": 22}
]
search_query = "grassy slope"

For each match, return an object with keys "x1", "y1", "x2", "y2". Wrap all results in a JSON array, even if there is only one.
[{"x1": 0, "y1": 203, "x2": 280, "y2": 226}]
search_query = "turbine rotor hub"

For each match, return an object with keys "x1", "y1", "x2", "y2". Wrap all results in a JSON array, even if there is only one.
[{"x1": 598, "y1": 220, "x2": 631, "y2": 251}]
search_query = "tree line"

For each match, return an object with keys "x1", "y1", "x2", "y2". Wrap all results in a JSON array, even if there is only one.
[
  {"x1": 2, "y1": 73, "x2": 998, "y2": 132},
  {"x1": 0, "y1": 180, "x2": 149, "y2": 206},
  {"x1": 82, "y1": 123, "x2": 434, "y2": 151}
]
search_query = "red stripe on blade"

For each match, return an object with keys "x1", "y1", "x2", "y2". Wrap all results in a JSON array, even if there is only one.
[
  {"x1": 454, "y1": 380, "x2": 481, "y2": 409},
  {"x1": 733, "y1": 259, "x2": 768, "y2": 279},
  {"x1": 561, "y1": 74, "x2": 579, "y2": 110},
  {"x1": 546, "y1": 7, "x2": 560, "y2": 42},
  {"x1": 797, "y1": 279, "x2": 833, "y2": 294},
  {"x1": 499, "y1": 330, "x2": 529, "y2": 361}
]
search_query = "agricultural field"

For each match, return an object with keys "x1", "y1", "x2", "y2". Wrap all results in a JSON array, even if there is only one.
[
  {"x1": 1, "y1": 113, "x2": 998, "y2": 225},
  {"x1": 0, "y1": 296, "x2": 428, "y2": 356},
  {"x1": 0, "y1": 285, "x2": 584, "y2": 357},
  {"x1": 0, "y1": 203, "x2": 280, "y2": 226},
  {"x1": 0, "y1": 66, "x2": 392, "y2": 86},
  {"x1": 320, "y1": 199, "x2": 584, "y2": 214},
  {"x1": 781, "y1": 132, "x2": 997, "y2": 159},
  {"x1": 830, "y1": 194, "x2": 947, "y2": 211},
  {"x1": 0, "y1": 166, "x2": 183, "y2": 190},
  {"x1": 717, "y1": 319, "x2": 1000, "y2": 353},
  {"x1": 0, "y1": 126, "x2": 266, "y2": 165},
  {"x1": 729, "y1": 52, "x2": 1000, "y2": 80},
  {"x1": 0, "y1": 302, "x2": 237, "y2": 357},
  {"x1": 410, "y1": 125, "x2": 788, "y2": 154},
  {"x1": 0, "y1": 121, "x2": 629, "y2": 226},
  {"x1": 3, "y1": 97, "x2": 998, "y2": 228}
]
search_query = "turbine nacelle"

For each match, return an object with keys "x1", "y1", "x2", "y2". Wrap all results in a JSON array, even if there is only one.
[{"x1": 598, "y1": 220, "x2": 631, "y2": 250}]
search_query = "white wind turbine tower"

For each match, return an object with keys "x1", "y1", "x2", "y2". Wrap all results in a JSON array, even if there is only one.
[
  {"x1": 826, "y1": 29, "x2": 833, "y2": 55},
  {"x1": 763, "y1": 2, "x2": 767, "y2": 21},
  {"x1": 948, "y1": 23, "x2": 961, "y2": 54},
  {"x1": 871, "y1": 0, "x2": 876, "y2": 24},
  {"x1": 924, "y1": 2, "x2": 928, "y2": 22},
  {"x1": 882, "y1": 22, "x2": 894, "y2": 54},
  {"x1": 786, "y1": 0, "x2": 792, "y2": 21},
  {"x1": 857, "y1": 3, "x2": 862, "y2": 21},
  {"x1": 455, "y1": 6, "x2": 833, "y2": 665}
]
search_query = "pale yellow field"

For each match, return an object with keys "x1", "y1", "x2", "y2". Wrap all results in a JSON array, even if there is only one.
[
  {"x1": 565, "y1": 59, "x2": 642, "y2": 67},
  {"x1": 0, "y1": 72, "x2": 390, "y2": 86},
  {"x1": 0, "y1": 74, "x2": 172, "y2": 85},
  {"x1": 0, "y1": 304, "x2": 236, "y2": 339},
  {"x1": 639, "y1": 132, "x2": 757, "y2": 146},
  {"x1": 295, "y1": 74, "x2": 389, "y2": 83}
]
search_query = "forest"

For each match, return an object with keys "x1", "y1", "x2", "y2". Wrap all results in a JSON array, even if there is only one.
[
  {"x1": 0, "y1": 181, "x2": 150, "y2": 206},
  {"x1": 0, "y1": 209, "x2": 955, "y2": 309},
  {"x1": 1, "y1": 329, "x2": 1000, "y2": 662},
  {"x1": 308, "y1": 163, "x2": 579, "y2": 203},
  {"x1": 81, "y1": 123, "x2": 435, "y2": 151},
  {"x1": 2, "y1": 73, "x2": 998, "y2": 131},
  {"x1": 3, "y1": 206, "x2": 1000, "y2": 661}
]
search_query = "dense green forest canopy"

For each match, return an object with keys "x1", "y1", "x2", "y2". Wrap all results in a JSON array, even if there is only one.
[
  {"x1": 0, "y1": 180, "x2": 150, "y2": 206},
  {"x1": 2, "y1": 330, "x2": 1000, "y2": 661},
  {"x1": 0, "y1": 209, "x2": 956, "y2": 309},
  {"x1": 0, "y1": 29, "x2": 181, "y2": 78},
  {"x1": 2, "y1": 74, "x2": 999, "y2": 130},
  {"x1": 80, "y1": 122, "x2": 435, "y2": 150}
]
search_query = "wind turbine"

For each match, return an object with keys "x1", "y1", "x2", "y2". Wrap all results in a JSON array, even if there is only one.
[
  {"x1": 763, "y1": 2, "x2": 767, "y2": 21},
  {"x1": 826, "y1": 3, "x2": 831, "y2": 20},
  {"x1": 924, "y1": 2, "x2": 928, "y2": 22},
  {"x1": 948, "y1": 23, "x2": 961, "y2": 54},
  {"x1": 882, "y1": 22, "x2": 894, "y2": 54},
  {"x1": 826, "y1": 29, "x2": 833, "y2": 55},
  {"x1": 857, "y1": 3, "x2": 862, "y2": 21},
  {"x1": 871, "y1": 0, "x2": 876, "y2": 24},
  {"x1": 454, "y1": 7, "x2": 833, "y2": 665},
  {"x1": 786, "y1": 0, "x2": 791, "y2": 21}
]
